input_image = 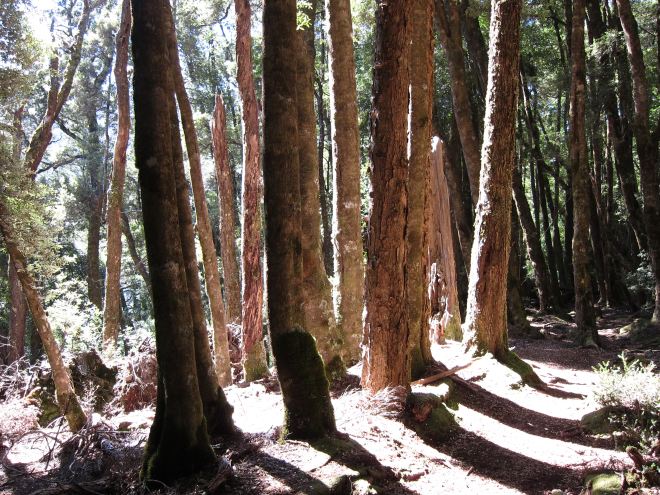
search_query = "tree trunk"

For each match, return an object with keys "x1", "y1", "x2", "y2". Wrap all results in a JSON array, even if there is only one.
[
  {"x1": 102, "y1": 0, "x2": 131, "y2": 349},
  {"x1": 615, "y1": 0, "x2": 660, "y2": 322},
  {"x1": 235, "y1": 0, "x2": 267, "y2": 381},
  {"x1": 362, "y1": 0, "x2": 412, "y2": 394},
  {"x1": 569, "y1": 0, "x2": 599, "y2": 346},
  {"x1": 326, "y1": 0, "x2": 365, "y2": 365},
  {"x1": 429, "y1": 138, "x2": 462, "y2": 342},
  {"x1": 435, "y1": 0, "x2": 482, "y2": 205},
  {"x1": 165, "y1": 13, "x2": 233, "y2": 387},
  {"x1": 121, "y1": 211, "x2": 150, "y2": 287},
  {"x1": 407, "y1": 0, "x2": 435, "y2": 379},
  {"x1": 263, "y1": 0, "x2": 336, "y2": 439},
  {"x1": 0, "y1": 201, "x2": 86, "y2": 432},
  {"x1": 511, "y1": 165, "x2": 554, "y2": 312},
  {"x1": 508, "y1": 210, "x2": 533, "y2": 337},
  {"x1": 210, "y1": 95, "x2": 242, "y2": 328},
  {"x1": 296, "y1": 1, "x2": 345, "y2": 378},
  {"x1": 462, "y1": 0, "x2": 540, "y2": 385},
  {"x1": 7, "y1": 262, "x2": 27, "y2": 363},
  {"x1": 132, "y1": 0, "x2": 220, "y2": 482}
]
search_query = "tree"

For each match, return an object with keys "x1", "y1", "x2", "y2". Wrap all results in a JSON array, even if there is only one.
[
  {"x1": 615, "y1": 0, "x2": 660, "y2": 322},
  {"x1": 210, "y1": 94, "x2": 241, "y2": 328},
  {"x1": 296, "y1": 0, "x2": 345, "y2": 377},
  {"x1": 102, "y1": 0, "x2": 131, "y2": 349},
  {"x1": 407, "y1": 0, "x2": 434, "y2": 378},
  {"x1": 568, "y1": 0, "x2": 598, "y2": 346},
  {"x1": 325, "y1": 0, "x2": 364, "y2": 366},
  {"x1": 362, "y1": 0, "x2": 412, "y2": 394},
  {"x1": 263, "y1": 0, "x2": 336, "y2": 439},
  {"x1": 234, "y1": 0, "x2": 267, "y2": 381},
  {"x1": 462, "y1": 0, "x2": 540, "y2": 385},
  {"x1": 131, "y1": 0, "x2": 232, "y2": 482},
  {"x1": 166, "y1": 6, "x2": 233, "y2": 386}
]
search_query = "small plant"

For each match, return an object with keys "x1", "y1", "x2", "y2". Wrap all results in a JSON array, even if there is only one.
[{"x1": 592, "y1": 353, "x2": 660, "y2": 488}]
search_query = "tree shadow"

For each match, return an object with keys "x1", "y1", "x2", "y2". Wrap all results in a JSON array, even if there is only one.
[
  {"x1": 446, "y1": 379, "x2": 613, "y2": 449},
  {"x1": 417, "y1": 425, "x2": 584, "y2": 494}
]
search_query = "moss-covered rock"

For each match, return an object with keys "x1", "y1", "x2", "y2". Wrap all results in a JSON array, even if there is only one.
[
  {"x1": 584, "y1": 472, "x2": 621, "y2": 495},
  {"x1": 580, "y1": 406, "x2": 617, "y2": 434},
  {"x1": 405, "y1": 392, "x2": 457, "y2": 442},
  {"x1": 620, "y1": 318, "x2": 660, "y2": 346},
  {"x1": 272, "y1": 330, "x2": 336, "y2": 440}
]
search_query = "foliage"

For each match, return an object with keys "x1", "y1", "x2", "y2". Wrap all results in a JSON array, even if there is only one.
[{"x1": 593, "y1": 353, "x2": 660, "y2": 454}]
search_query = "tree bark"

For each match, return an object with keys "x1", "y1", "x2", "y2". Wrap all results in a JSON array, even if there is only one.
[
  {"x1": 435, "y1": 0, "x2": 482, "y2": 205},
  {"x1": 615, "y1": 0, "x2": 660, "y2": 322},
  {"x1": 0, "y1": 201, "x2": 86, "y2": 432},
  {"x1": 102, "y1": 0, "x2": 131, "y2": 349},
  {"x1": 326, "y1": 0, "x2": 365, "y2": 365},
  {"x1": 263, "y1": 0, "x2": 336, "y2": 439},
  {"x1": 296, "y1": 1, "x2": 345, "y2": 377},
  {"x1": 362, "y1": 0, "x2": 412, "y2": 394},
  {"x1": 164, "y1": 13, "x2": 233, "y2": 387},
  {"x1": 235, "y1": 0, "x2": 267, "y2": 381},
  {"x1": 462, "y1": 0, "x2": 540, "y2": 386},
  {"x1": 7, "y1": 262, "x2": 27, "y2": 363},
  {"x1": 132, "y1": 0, "x2": 222, "y2": 482},
  {"x1": 407, "y1": 0, "x2": 434, "y2": 379},
  {"x1": 429, "y1": 138, "x2": 462, "y2": 342},
  {"x1": 569, "y1": 0, "x2": 599, "y2": 346},
  {"x1": 210, "y1": 94, "x2": 242, "y2": 328},
  {"x1": 121, "y1": 211, "x2": 150, "y2": 288}
]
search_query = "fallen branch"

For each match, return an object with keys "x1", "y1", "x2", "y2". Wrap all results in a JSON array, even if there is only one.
[{"x1": 411, "y1": 361, "x2": 475, "y2": 386}]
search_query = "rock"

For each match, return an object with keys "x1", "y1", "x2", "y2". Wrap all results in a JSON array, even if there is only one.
[
  {"x1": 352, "y1": 479, "x2": 376, "y2": 495},
  {"x1": 619, "y1": 318, "x2": 660, "y2": 346},
  {"x1": 581, "y1": 406, "x2": 617, "y2": 434},
  {"x1": 406, "y1": 393, "x2": 457, "y2": 442},
  {"x1": 327, "y1": 475, "x2": 353, "y2": 495},
  {"x1": 584, "y1": 472, "x2": 621, "y2": 495}
]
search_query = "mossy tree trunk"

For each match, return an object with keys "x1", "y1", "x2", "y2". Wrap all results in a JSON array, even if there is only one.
[
  {"x1": 296, "y1": 0, "x2": 345, "y2": 378},
  {"x1": 429, "y1": 138, "x2": 462, "y2": 342},
  {"x1": 263, "y1": 0, "x2": 336, "y2": 439},
  {"x1": 462, "y1": 0, "x2": 540, "y2": 387},
  {"x1": 407, "y1": 0, "x2": 434, "y2": 379},
  {"x1": 132, "y1": 0, "x2": 220, "y2": 482},
  {"x1": 568, "y1": 0, "x2": 599, "y2": 346},
  {"x1": 362, "y1": 0, "x2": 412, "y2": 394},
  {"x1": 0, "y1": 201, "x2": 87, "y2": 432},
  {"x1": 102, "y1": 0, "x2": 131, "y2": 350},
  {"x1": 210, "y1": 94, "x2": 242, "y2": 328},
  {"x1": 615, "y1": 0, "x2": 660, "y2": 322},
  {"x1": 326, "y1": 0, "x2": 364, "y2": 365},
  {"x1": 235, "y1": 0, "x2": 268, "y2": 381},
  {"x1": 165, "y1": 9, "x2": 233, "y2": 387}
]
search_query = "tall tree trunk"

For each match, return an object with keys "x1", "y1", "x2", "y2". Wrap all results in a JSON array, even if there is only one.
[
  {"x1": 508, "y1": 210, "x2": 533, "y2": 336},
  {"x1": 7, "y1": 262, "x2": 26, "y2": 363},
  {"x1": 326, "y1": 0, "x2": 365, "y2": 365},
  {"x1": 429, "y1": 138, "x2": 462, "y2": 342},
  {"x1": 462, "y1": 0, "x2": 540, "y2": 385},
  {"x1": 210, "y1": 95, "x2": 242, "y2": 327},
  {"x1": 121, "y1": 211, "x2": 150, "y2": 288},
  {"x1": 0, "y1": 201, "x2": 86, "y2": 432},
  {"x1": 235, "y1": 0, "x2": 267, "y2": 381},
  {"x1": 615, "y1": 0, "x2": 660, "y2": 322},
  {"x1": 263, "y1": 0, "x2": 336, "y2": 439},
  {"x1": 435, "y1": 0, "x2": 482, "y2": 204},
  {"x1": 102, "y1": 0, "x2": 131, "y2": 349},
  {"x1": 165, "y1": 10, "x2": 233, "y2": 386},
  {"x1": 132, "y1": 0, "x2": 226, "y2": 482},
  {"x1": 511, "y1": 166, "x2": 554, "y2": 312},
  {"x1": 569, "y1": 0, "x2": 599, "y2": 346},
  {"x1": 296, "y1": 0, "x2": 344, "y2": 377},
  {"x1": 407, "y1": 0, "x2": 435, "y2": 379},
  {"x1": 362, "y1": 0, "x2": 412, "y2": 393}
]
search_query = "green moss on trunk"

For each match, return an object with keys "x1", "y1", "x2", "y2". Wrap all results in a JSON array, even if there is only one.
[
  {"x1": 243, "y1": 339, "x2": 269, "y2": 382},
  {"x1": 272, "y1": 330, "x2": 336, "y2": 440},
  {"x1": 498, "y1": 350, "x2": 544, "y2": 388}
]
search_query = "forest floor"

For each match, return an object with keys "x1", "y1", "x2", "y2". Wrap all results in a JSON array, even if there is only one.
[{"x1": 0, "y1": 308, "x2": 658, "y2": 495}]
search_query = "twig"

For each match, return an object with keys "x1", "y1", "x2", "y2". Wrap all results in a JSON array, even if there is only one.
[{"x1": 411, "y1": 362, "x2": 476, "y2": 386}]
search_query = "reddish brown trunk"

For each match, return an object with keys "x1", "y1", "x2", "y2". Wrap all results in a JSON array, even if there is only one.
[
  {"x1": 7, "y1": 261, "x2": 26, "y2": 362},
  {"x1": 362, "y1": 0, "x2": 412, "y2": 393},
  {"x1": 211, "y1": 94, "x2": 242, "y2": 326},
  {"x1": 102, "y1": 0, "x2": 131, "y2": 348}
]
